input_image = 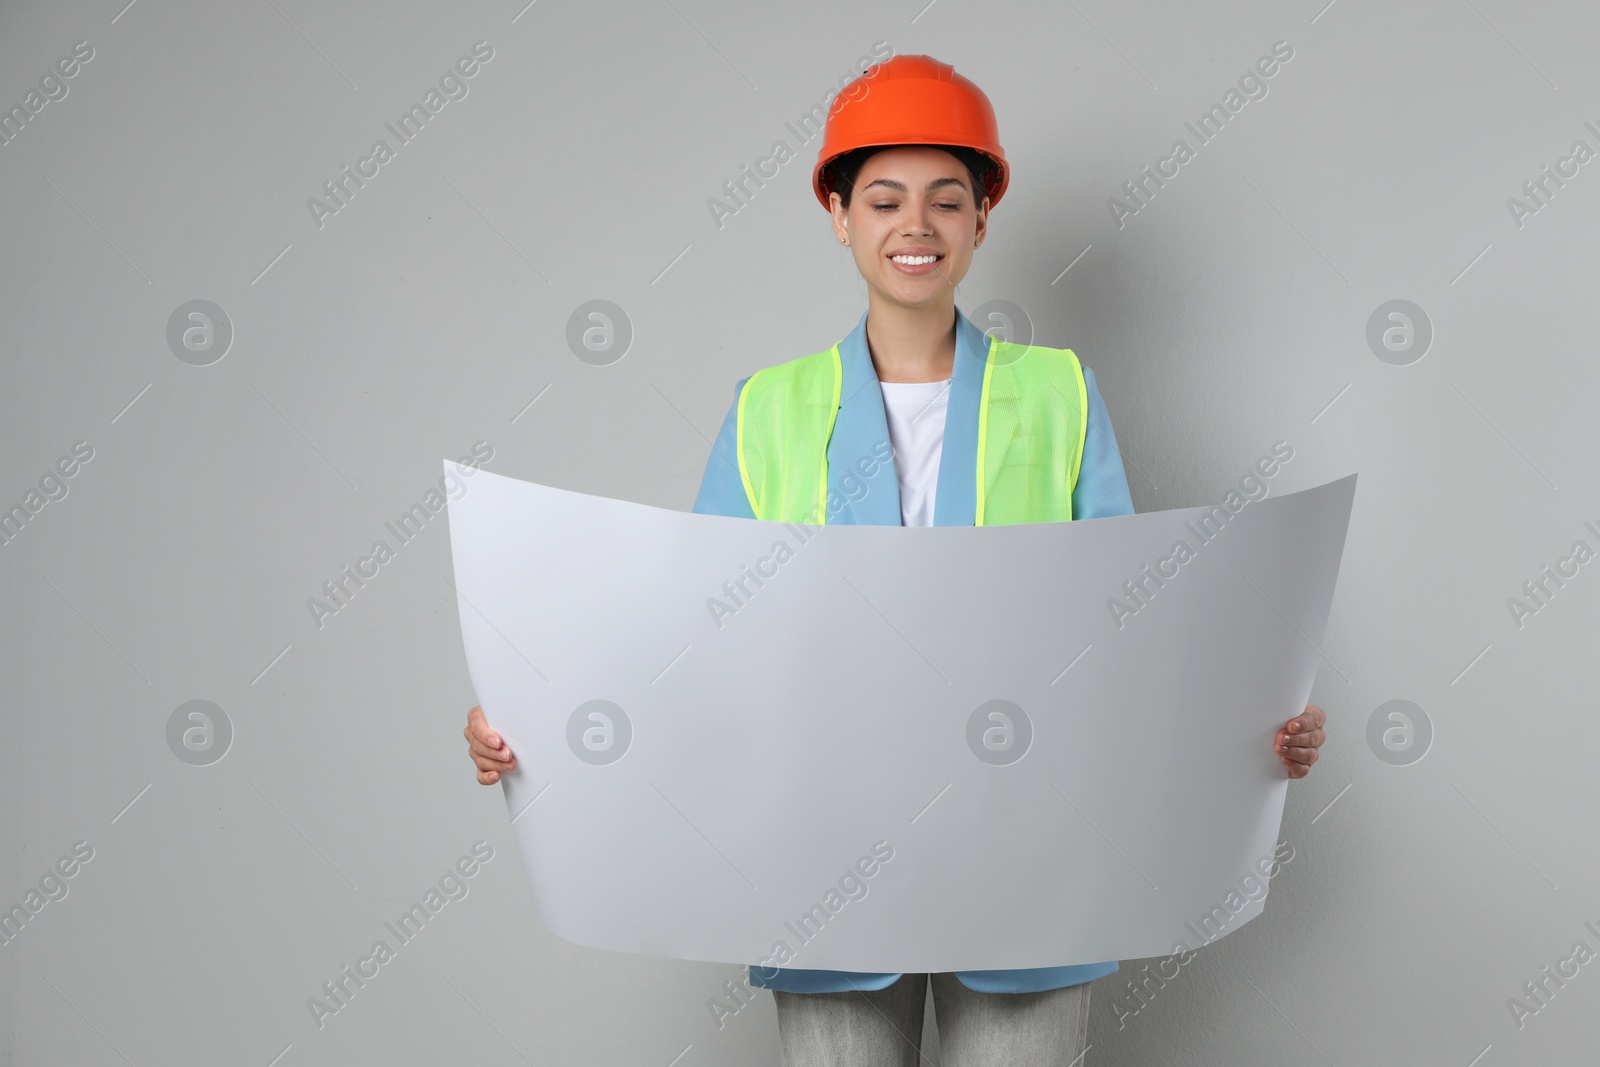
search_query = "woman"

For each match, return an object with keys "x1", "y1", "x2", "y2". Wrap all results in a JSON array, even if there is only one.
[{"x1": 464, "y1": 53, "x2": 1327, "y2": 1067}]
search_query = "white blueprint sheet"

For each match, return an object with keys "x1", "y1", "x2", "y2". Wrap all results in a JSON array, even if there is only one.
[{"x1": 446, "y1": 463, "x2": 1356, "y2": 971}]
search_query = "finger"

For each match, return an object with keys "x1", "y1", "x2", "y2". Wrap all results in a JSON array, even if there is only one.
[
  {"x1": 470, "y1": 745, "x2": 515, "y2": 770},
  {"x1": 1275, "y1": 728, "x2": 1324, "y2": 752},
  {"x1": 466, "y1": 706, "x2": 501, "y2": 744},
  {"x1": 469, "y1": 719, "x2": 506, "y2": 752},
  {"x1": 470, "y1": 738, "x2": 514, "y2": 761},
  {"x1": 472, "y1": 756, "x2": 516, "y2": 778},
  {"x1": 1278, "y1": 745, "x2": 1319, "y2": 766},
  {"x1": 1282, "y1": 759, "x2": 1310, "y2": 779},
  {"x1": 477, "y1": 767, "x2": 501, "y2": 785},
  {"x1": 469, "y1": 733, "x2": 513, "y2": 759},
  {"x1": 1287, "y1": 705, "x2": 1325, "y2": 734},
  {"x1": 467, "y1": 739, "x2": 512, "y2": 764}
]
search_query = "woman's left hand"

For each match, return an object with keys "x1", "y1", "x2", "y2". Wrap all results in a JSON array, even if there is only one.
[{"x1": 1273, "y1": 704, "x2": 1326, "y2": 779}]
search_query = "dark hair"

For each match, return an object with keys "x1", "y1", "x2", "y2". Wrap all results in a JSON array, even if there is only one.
[{"x1": 823, "y1": 143, "x2": 996, "y2": 211}]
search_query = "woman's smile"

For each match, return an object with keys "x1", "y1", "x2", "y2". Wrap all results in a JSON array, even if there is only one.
[{"x1": 887, "y1": 247, "x2": 945, "y2": 275}]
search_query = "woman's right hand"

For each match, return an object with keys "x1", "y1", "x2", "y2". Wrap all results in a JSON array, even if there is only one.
[{"x1": 464, "y1": 705, "x2": 516, "y2": 784}]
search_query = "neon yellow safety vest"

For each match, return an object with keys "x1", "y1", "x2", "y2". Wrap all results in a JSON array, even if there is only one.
[{"x1": 736, "y1": 336, "x2": 1088, "y2": 525}]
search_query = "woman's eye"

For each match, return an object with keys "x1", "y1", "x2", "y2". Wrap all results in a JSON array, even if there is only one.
[{"x1": 871, "y1": 203, "x2": 896, "y2": 212}]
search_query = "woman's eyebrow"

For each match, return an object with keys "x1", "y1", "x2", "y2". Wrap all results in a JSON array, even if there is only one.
[{"x1": 860, "y1": 177, "x2": 968, "y2": 194}]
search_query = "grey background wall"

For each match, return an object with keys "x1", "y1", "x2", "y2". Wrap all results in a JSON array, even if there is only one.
[{"x1": 3, "y1": 0, "x2": 1597, "y2": 1063}]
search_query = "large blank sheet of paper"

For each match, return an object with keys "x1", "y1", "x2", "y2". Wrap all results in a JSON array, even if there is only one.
[{"x1": 445, "y1": 464, "x2": 1356, "y2": 972}]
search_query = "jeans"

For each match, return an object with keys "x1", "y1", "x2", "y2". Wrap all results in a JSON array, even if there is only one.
[{"x1": 773, "y1": 972, "x2": 1092, "y2": 1067}]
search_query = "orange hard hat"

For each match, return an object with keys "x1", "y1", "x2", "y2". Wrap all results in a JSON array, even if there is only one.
[{"x1": 812, "y1": 54, "x2": 1009, "y2": 213}]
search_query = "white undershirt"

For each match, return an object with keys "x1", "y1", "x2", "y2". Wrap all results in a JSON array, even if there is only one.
[{"x1": 877, "y1": 379, "x2": 951, "y2": 527}]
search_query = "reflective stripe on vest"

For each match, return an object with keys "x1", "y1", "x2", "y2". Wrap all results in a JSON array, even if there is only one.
[{"x1": 736, "y1": 335, "x2": 1087, "y2": 525}]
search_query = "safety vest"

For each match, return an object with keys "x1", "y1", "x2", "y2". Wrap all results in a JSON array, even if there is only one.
[{"x1": 736, "y1": 335, "x2": 1088, "y2": 525}]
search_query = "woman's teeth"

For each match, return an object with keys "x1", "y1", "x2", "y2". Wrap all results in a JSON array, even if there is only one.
[{"x1": 891, "y1": 255, "x2": 940, "y2": 265}]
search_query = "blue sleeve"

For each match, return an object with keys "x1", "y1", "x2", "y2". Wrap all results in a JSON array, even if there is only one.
[
  {"x1": 1071, "y1": 365, "x2": 1136, "y2": 520},
  {"x1": 692, "y1": 376, "x2": 757, "y2": 519}
]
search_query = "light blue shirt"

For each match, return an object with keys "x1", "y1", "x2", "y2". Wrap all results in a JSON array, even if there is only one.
[{"x1": 692, "y1": 305, "x2": 1133, "y2": 994}]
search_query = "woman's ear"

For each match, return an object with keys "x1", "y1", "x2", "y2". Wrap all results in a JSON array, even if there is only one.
[{"x1": 830, "y1": 192, "x2": 850, "y2": 246}]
